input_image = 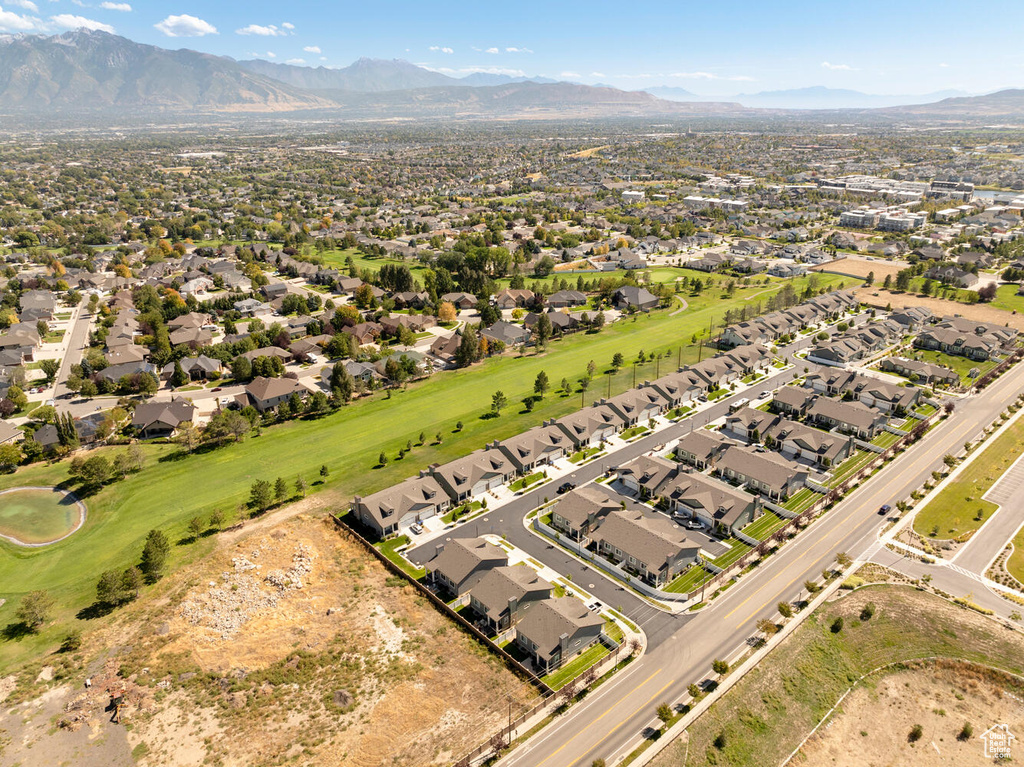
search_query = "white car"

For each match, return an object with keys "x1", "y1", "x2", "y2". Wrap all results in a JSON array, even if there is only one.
[{"x1": 758, "y1": 390, "x2": 772, "y2": 399}]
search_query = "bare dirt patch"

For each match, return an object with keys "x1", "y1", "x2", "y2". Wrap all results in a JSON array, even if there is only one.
[
  {"x1": 800, "y1": 663, "x2": 1024, "y2": 767},
  {"x1": 0, "y1": 514, "x2": 538, "y2": 767},
  {"x1": 814, "y1": 257, "x2": 908, "y2": 282},
  {"x1": 856, "y1": 287, "x2": 1024, "y2": 331}
]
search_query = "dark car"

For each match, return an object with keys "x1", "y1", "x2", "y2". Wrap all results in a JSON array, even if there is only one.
[
  {"x1": 879, "y1": 504, "x2": 891, "y2": 515},
  {"x1": 557, "y1": 482, "x2": 576, "y2": 494}
]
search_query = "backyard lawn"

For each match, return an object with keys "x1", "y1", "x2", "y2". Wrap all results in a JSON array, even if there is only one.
[
  {"x1": 740, "y1": 511, "x2": 789, "y2": 541},
  {"x1": 709, "y1": 538, "x2": 752, "y2": 569},
  {"x1": 870, "y1": 431, "x2": 900, "y2": 449},
  {"x1": 910, "y1": 348, "x2": 999, "y2": 385},
  {"x1": 663, "y1": 564, "x2": 714, "y2": 594},
  {"x1": 827, "y1": 449, "x2": 876, "y2": 488},
  {"x1": 375, "y1": 535, "x2": 426, "y2": 579},
  {"x1": 913, "y1": 417, "x2": 1024, "y2": 539},
  {"x1": 782, "y1": 487, "x2": 822, "y2": 513},
  {"x1": 542, "y1": 642, "x2": 610, "y2": 690},
  {"x1": 0, "y1": 272, "x2": 848, "y2": 668}
]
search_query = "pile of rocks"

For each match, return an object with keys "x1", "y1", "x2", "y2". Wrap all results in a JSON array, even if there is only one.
[{"x1": 179, "y1": 543, "x2": 316, "y2": 640}]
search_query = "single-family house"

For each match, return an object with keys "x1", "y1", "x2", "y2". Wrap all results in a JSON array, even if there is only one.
[
  {"x1": 131, "y1": 398, "x2": 196, "y2": 439},
  {"x1": 594, "y1": 509, "x2": 701, "y2": 586},
  {"x1": 244, "y1": 377, "x2": 308, "y2": 412},
  {"x1": 662, "y1": 470, "x2": 762, "y2": 534},
  {"x1": 430, "y1": 448, "x2": 517, "y2": 502},
  {"x1": 806, "y1": 397, "x2": 888, "y2": 439},
  {"x1": 427, "y1": 538, "x2": 508, "y2": 596},
  {"x1": 675, "y1": 429, "x2": 738, "y2": 470},
  {"x1": 493, "y1": 424, "x2": 572, "y2": 473},
  {"x1": 513, "y1": 597, "x2": 604, "y2": 673},
  {"x1": 715, "y1": 446, "x2": 809, "y2": 502},
  {"x1": 468, "y1": 565, "x2": 552, "y2": 632},
  {"x1": 351, "y1": 474, "x2": 451, "y2": 538}
]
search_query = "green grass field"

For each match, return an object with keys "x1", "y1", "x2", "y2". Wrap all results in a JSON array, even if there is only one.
[
  {"x1": 709, "y1": 538, "x2": 752, "y2": 569},
  {"x1": 740, "y1": 511, "x2": 788, "y2": 541},
  {"x1": 509, "y1": 472, "x2": 546, "y2": 492},
  {"x1": 1008, "y1": 526, "x2": 1024, "y2": 585},
  {"x1": 649, "y1": 584, "x2": 1024, "y2": 767},
  {"x1": 782, "y1": 487, "x2": 822, "y2": 513},
  {"x1": 542, "y1": 641, "x2": 610, "y2": 690},
  {"x1": 990, "y1": 283, "x2": 1024, "y2": 315},
  {"x1": 910, "y1": 348, "x2": 999, "y2": 384},
  {"x1": 869, "y1": 431, "x2": 900, "y2": 449},
  {"x1": 0, "y1": 273, "x2": 848, "y2": 669},
  {"x1": 663, "y1": 564, "x2": 714, "y2": 594},
  {"x1": 0, "y1": 489, "x2": 82, "y2": 545},
  {"x1": 913, "y1": 417, "x2": 1024, "y2": 539},
  {"x1": 375, "y1": 535, "x2": 426, "y2": 579},
  {"x1": 827, "y1": 449, "x2": 875, "y2": 488}
]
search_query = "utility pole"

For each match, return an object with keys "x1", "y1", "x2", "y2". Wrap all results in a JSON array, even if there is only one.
[
  {"x1": 677, "y1": 345, "x2": 682, "y2": 369},
  {"x1": 697, "y1": 338, "x2": 703, "y2": 362},
  {"x1": 632, "y1": 363, "x2": 637, "y2": 388}
]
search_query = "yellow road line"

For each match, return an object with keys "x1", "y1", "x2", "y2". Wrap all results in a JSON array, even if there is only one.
[{"x1": 534, "y1": 668, "x2": 664, "y2": 767}]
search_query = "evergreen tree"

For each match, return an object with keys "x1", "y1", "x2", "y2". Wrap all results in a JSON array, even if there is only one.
[{"x1": 140, "y1": 529, "x2": 170, "y2": 582}]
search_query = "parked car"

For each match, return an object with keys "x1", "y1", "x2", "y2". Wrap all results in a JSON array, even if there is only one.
[
  {"x1": 557, "y1": 482, "x2": 576, "y2": 494},
  {"x1": 683, "y1": 519, "x2": 703, "y2": 530},
  {"x1": 410, "y1": 523, "x2": 423, "y2": 534}
]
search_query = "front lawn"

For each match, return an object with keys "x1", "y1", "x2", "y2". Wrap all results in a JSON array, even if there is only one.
[
  {"x1": 708, "y1": 387, "x2": 731, "y2": 402},
  {"x1": 782, "y1": 487, "x2": 822, "y2": 513},
  {"x1": 620, "y1": 425, "x2": 652, "y2": 441},
  {"x1": 741, "y1": 511, "x2": 789, "y2": 541},
  {"x1": 509, "y1": 472, "x2": 547, "y2": 492},
  {"x1": 569, "y1": 447, "x2": 603, "y2": 464},
  {"x1": 1008, "y1": 525, "x2": 1024, "y2": 585},
  {"x1": 542, "y1": 642, "x2": 610, "y2": 690},
  {"x1": 913, "y1": 417, "x2": 1024, "y2": 539},
  {"x1": 375, "y1": 535, "x2": 425, "y2": 580},
  {"x1": 913, "y1": 402, "x2": 938, "y2": 417}
]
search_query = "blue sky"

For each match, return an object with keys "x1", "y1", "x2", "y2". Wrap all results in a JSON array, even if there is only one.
[{"x1": 1, "y1": 0, "x2": 1022, "y2": 95}]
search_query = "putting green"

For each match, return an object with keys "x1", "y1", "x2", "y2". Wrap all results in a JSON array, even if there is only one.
[{"x1": 0, "y1": 487, "x2": 86, "y2": 546}]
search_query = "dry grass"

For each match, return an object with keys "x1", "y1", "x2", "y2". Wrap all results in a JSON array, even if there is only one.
[
  {"x1": 856, "y1": 287, "x2": 1024, "y2": 331},
  {"x1": 0, "y1": 515, "x2": 538, "y2": 767}
]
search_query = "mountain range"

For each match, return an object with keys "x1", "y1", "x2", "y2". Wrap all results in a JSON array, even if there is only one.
[{"x1": 0, "y1": 30, "x2": 1020, "y2": 121}]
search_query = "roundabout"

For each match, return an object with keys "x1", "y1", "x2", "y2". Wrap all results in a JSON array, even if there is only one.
[{"x1": 0, "y1": 487, "x2": 87, "y2": 546}]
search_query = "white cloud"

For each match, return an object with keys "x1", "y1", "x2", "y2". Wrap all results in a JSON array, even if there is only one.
[
  {"x1": 281, "y1": 22, "x2": 294, "y2": 30},
  {"x1": 590, "y1": 71, "x2": 606, "y2": 78},
  {"x1": 236, "y1": 23, "x2": 286, "y2": 36},
  {"x1": 303, "y1": 45, "x2": 320, "y2": 54},
  {"x1": 51, "y1": 13, "x2": 114, "y2": 32},
  {"x1": 0, "y1": 6, "x2": 38, "y2": 30},
  {"x1": 99, "y1": 2, "x2": 132, "y2": 10},
  {"x1": 428, "y1": 45, "x2": 454, "y2": 54},
  {"x1": 485, "y1": 47, "x2": 499, "y2": 54},
  {"x1": 505, "y1": 46, "x2": 532, "y2": 54},
  {"x1": 666, "y1": 71, "x2": 754, "y2": 81},
  {"x1": 559, "y1": 71, "x2": 581, "y2": 79},
  {"x1": 7, "y1": 0, "x2": 38, "y2": 12},
  {"x1": 284, "y1": 58, "x2": 304, "y2": 65},
  {"x1": 821, "y1": 61, "x2": 857, "y2": 71},
  {"x1": 154, "y1": 14, "x2": 217, "y2": 37},
  {"x1": 419, "y1": 64, "x2": 527, "y2": 77},
  {"x1": 939, "y1": 62, "x2": 950, "y2": 68}
]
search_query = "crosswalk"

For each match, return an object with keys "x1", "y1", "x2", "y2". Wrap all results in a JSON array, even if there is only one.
[{"x1": 947, "y1": 562, "x2": 988, "y2": 584}]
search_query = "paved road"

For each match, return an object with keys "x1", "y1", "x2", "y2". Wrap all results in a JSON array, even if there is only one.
[
  {"x1": 451, "y1": 349, "x2": 1024, "y2": 767},
  {"x1": 952, "y1": 448, "x2": 1024, "y2": 575},
  {"x1": 52, "y1": 298, "x2": 92, "y2": 401}
]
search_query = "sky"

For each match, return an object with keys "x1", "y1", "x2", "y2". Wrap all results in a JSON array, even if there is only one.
[{"x1": 0, "y1": 0, "x2": 1022, "y2": 96}]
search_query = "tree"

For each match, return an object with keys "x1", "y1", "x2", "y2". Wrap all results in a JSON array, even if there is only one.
[
  {"x1": 836, "y1": 551, "x2": 852, "y2": 569},
  {"x1": 830, "y1": 616, "x2": 844, "y2": 633},
  {"x1": 491, "y1": 390, "x2": 508, "y2": 416},
  {"x1": 656, "y1": 703, "x2": 673, "y2": 724},
  {"x1": 295, "y1": 475, "x2": 308, "y2": 497},
  {"x1": 864, "y1": 270, "x2": 874, "y2": 286},
  {"x1": 437, "y1": 301, "x2": 457, "y2": 322},
  {"x1": 231, "y1": 356, "x2": 253, "y2": 382},
  {"x1": 712, "y1": 659, "x2": 729, "y2": 675},
  {"x1": 250, "y1": 479, "x2": 273, "y2": 512},
  {"x1": 331, "y1": 362, "x2": 354, "y2": 402},
  {"x1": 6, "y1": 385, "x2": 27, "y2": 410},
  {"x1": 140, "y1": 529, "x2": 170, "y2": 582},
  {"x1": 188, "y1": 516, "x2": 204, "y2": 541},
  {"x1": 777, "y1": 601, "x2": 793, "y2": 618},
  {"x1": 274, "y1": 476, "x2": 289, "y2": 504},
  {"x1": 171, "y1": 360, "x2": 189, "y2": 387},
  {"x1": 320, "y1": 464, "x2": 329, "y2": 479},
  {"x1": 0, "y1": 442, "x2": 21, "y2": 471},
  {"x1": 60, "y1": 630, "x2": 83, "y2": 653},
  {"x1": 77, "y1": 455, "x2": 111, "y2": 487},
  {"x1": 121, "y1": 567, "x2": 142, "y2": 601},
  {"x1": 757, "y1": 618, "x2": 779, "y2": 635},
  {"x1": 455, "y1": 327, "x2": 479, "y2": 367},
  {"x1": 96, "y1": 570, "x2": 123, "y2": 606},
  {"x1": 860, "y1": 602, "x2": 876, "y2": 621},
  {"x1": 883, "y1": 274, "x2": 892, "y2": 290},
  {"x1": 378, "y1": 451, "x2": 388, "y2": 467},
  {"x1": 611, "y1": 352, "x2": 624, "y2": 370},
  {"x1": 16, "y1": 590, "x2": 54, "y2": 631},
  {"x1": 39, "y1": 358, "x2": 59, "y2": 383},
  {"x1": 535, "y1": 312, "x2": 552, "y2": 348},
  {"x1": 534, "y1": 370, "x2": 550, "y2": 397}
]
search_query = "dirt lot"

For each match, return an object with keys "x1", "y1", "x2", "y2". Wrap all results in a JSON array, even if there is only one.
[
  {"x1": 855, "y1": 287, "x2": 1024, "y2": 331},
  {"x1": 801, "y1": 664, "x2": 1024, "y2": 766},
  {"x1": 0, "y1": 515, "x2": 537, "y2": 767},
  {"x1": 814, "y1": 256, "x2": 908, "y2": 283}
]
